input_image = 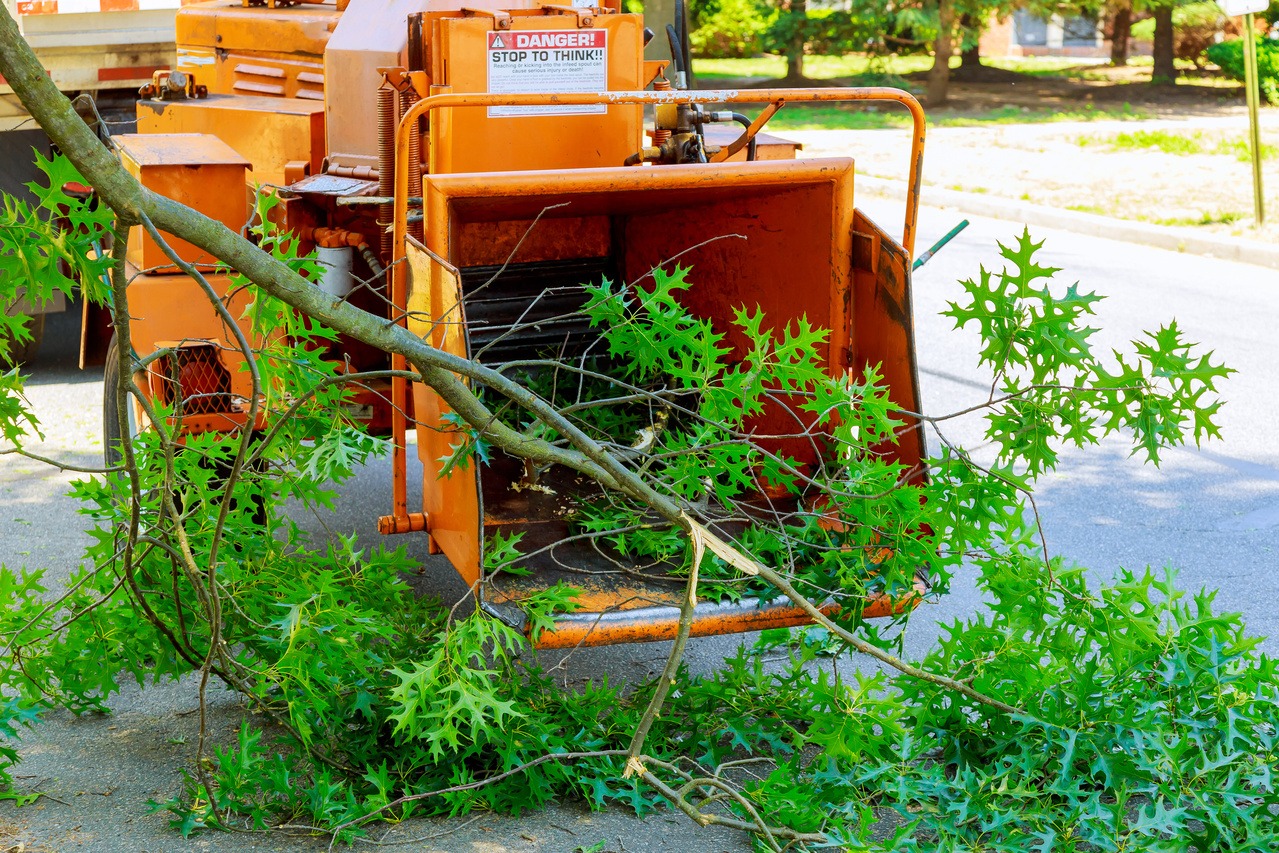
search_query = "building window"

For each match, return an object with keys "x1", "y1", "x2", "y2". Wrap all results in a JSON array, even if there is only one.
[
  {"x1": 1062, "y1": 13, "x2": 1099, "y2": 46},
  {"x1": 1013, "y1": 9, "x2": 1048, "y2": 46}
]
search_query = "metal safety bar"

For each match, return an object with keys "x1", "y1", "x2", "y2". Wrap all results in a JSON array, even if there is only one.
[{"x1": 384, "y1": 87, "x2": 927, "y2": 535}]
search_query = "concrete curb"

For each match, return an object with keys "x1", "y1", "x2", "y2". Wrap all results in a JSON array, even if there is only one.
[{"x1": 858, "y1": 176, "x2": 1279, "y2": 271}]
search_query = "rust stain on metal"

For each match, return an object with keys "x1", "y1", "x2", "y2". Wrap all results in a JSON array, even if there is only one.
[{"x1": 532, "y1": 578, "x2": 928, "y2": 649}]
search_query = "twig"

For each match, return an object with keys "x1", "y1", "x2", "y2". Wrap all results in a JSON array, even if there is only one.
[
  {"x1": 324, "y1": 750, "x2": 628, "y2": 849},
  {"x1": 638, "y1": 769, "x2": 823, "y2": 847},
  {"x1": 353, "y1": 815, "x2": 483, "y2": 846},
  {"x1": 0, "y1": 447, "x2": 123, "y2": 473},
  {"x1": 624, "y1": 512, "x2": 702, "y2": 772}
]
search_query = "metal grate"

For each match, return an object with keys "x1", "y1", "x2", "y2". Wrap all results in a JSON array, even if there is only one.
[
  {"x1": 155, "y1": 343, "x2": 232, "y2": 416},
  {"x1": 459, "y1": 257, "x2": 616, "y2": 362}
]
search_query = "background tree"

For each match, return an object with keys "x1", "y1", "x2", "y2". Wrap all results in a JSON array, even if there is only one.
[
  {"x1": 922, "y1": 0, "x2": 1067, "y2": 104},
  {"x1": 960, "y1": 12, "x2": 984, "y2": 70},
  {"x1": 688, "y1": 0, "x2": 893, "y2": 83},
  {"x1": 928, "y1": 0, "x2": 960, "y2": 104},
  {"x1": 687, "y1": 0, "x2": 767, "y2": 59},
  {"x1": 1151, "y1": 0, "x2": 1177, "y2": 80},
  {"x1": 782, "y1": 0, "x2": 807, "y2": 81},
  {"x1": 1109, "y1": 0, "x2": 1134, "y2": 66},
  {"x1": 1131, "y1": 0, "x2": 1233, "y2": 81}
]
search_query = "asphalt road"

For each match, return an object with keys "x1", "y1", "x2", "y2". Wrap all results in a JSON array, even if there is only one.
[{"x1": 1, "y1": 202, "x2": 1276, "y2": 853}]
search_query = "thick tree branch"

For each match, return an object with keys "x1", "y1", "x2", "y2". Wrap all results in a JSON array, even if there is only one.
[
  {"x1": 0, "y1": 1, "x2": 1025, "y2": 731},
  {"x1": 0, "y1": 9, "x2": 619, "y2": 496}
]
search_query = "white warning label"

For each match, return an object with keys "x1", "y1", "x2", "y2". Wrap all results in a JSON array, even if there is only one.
[{"x1": 487, "y1": 29, "x2": 608, "y2": 118}]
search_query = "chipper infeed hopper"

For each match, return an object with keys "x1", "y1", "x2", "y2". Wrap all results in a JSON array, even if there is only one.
[
  {"x1": 386, "y1": 87, "x2": 930, "y2": 648},
  {"x1": 92, "y1": 0, "x2": 930, "y2": 650}
]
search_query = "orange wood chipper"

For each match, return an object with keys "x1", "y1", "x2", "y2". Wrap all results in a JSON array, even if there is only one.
[{"x1": 81, "y1": 0, "x2": 931, "y2": 648}]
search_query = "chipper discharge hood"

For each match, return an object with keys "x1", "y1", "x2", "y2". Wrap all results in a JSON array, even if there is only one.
[{"x1": 94, "y1": 0, "x2": 932, "y2": 649}]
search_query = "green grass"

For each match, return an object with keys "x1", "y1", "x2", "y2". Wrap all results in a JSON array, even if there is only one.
[
  {"x1": 762, "y1": 102, "x2": 1152, "y2": 131},
  {"x1": 692, "y1": 55, "x2": 1156, "y2": 130},
  {"x1": 691, "y1": 54, "x2": 1125, "y2": 82},
  {"x1": 693, "y1": 55, "x2": 934, "y2": 81},
  {"x1": 1150, "y1": 210, "x2": 1246, "y2": 227},
  {"x1": 984, "y1": 54, "x2": 1204, "y2": 81},
  {"x1": 1067, "y1": 203, "x2": 1112, "y2": 215},
  {"x1": 1077, "y1": 129, "x2": 1278, "y2": 161},
  {"x1": 1215, "y1": 137, "x2": 1279, "y2": 162},
  {"x1": 1098, "y1": 129, "x2": 1206, "y2": 155},
  {"x1": 693, "y1": 54, "x2": 1220, "y2": 90},
  {"x1": 983, "y1": 56, "x2": 1109, "y2": 77}
]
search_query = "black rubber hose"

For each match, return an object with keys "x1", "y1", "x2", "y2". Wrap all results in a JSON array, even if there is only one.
[
  {"x1": 676, "y1": 0, "x2": 693, "y2": 88},
  {"x1": 730, "y1": 112, "x2": 756, "y2": 161},
  {"x1": 665, "y1": 24, "x2": 684, "y2": 77}
]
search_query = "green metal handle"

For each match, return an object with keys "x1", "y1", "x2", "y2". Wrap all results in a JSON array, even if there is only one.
[{"x1": 912, "y1": 219, "x2": 969, "y2": 271}]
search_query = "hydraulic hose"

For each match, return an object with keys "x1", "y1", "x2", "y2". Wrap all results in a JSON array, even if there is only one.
[
  {"x1": 665, "y1": 24, "x2": 684, "y2": 81},
  {"x1": 360, "y1": 244, "x2": 386, "y2": 279},
  {"x1": 729, "y1": 112, "x2": 756, "y2": 161}
]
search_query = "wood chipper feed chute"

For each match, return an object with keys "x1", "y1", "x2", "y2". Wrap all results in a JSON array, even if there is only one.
[{"x1": 390, "y1": 89, "x2": 930, "y2": 648}]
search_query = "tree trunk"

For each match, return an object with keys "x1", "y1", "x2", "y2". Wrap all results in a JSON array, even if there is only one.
[
  {"x1": 960, "y1": 13, "x2": 982, "y2": 69},
  {"x1": 1151, "y1": 4, "x2": 1176, "y2": 82},
  {"x1": 784, "y1": 0, "x2": 807, "y2": 82},
  {"x1": 1109, "y1": 1, "x2": 1132, "y2": 67},
  {"x1": 928, "y1": 0, "x2": 957, "y2": 105},
  {"x1": 785, "y1": 49, "x2": 803, "y2": 83}
]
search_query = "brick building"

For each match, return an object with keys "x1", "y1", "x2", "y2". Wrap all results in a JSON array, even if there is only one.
[{"x1": 980, "y1": 10, "x2": 1133, "y2": 58}]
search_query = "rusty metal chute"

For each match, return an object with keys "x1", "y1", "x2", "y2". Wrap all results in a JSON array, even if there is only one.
[{"x1": 390, "y1": 90, "x2": 928, "y2": 647}]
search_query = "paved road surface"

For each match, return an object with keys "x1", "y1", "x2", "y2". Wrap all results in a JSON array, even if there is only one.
[{"x1": 1, "y1": 202, "x2": 1275, "y2": 852}]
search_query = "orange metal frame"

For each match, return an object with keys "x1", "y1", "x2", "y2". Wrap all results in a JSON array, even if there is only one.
[{"x1": 385, "y1": 87, "x2": 928, "y2": 537}]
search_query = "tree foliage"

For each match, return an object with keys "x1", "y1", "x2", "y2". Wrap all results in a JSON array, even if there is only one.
[
  {"x1": 689, "y1": 0, "x2": 772, "y2": 58},
  {"x1": 0, "y1": 10, "x2": 1272, "y2": 846},
  {"x1": 1, "y1": 142, "x2": 1272, "y2": 849},
  {"x1": 1208, "y1": 37, "x2": 1279, "y2": 104}
]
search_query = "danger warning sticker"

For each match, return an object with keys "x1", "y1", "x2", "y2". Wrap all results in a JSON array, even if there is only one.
[{"x1": 487, "y1": 29, "x2": 608, "y2": 118}]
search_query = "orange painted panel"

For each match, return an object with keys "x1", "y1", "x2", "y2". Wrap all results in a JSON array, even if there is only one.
[
  {"x1": 619, "y1": 179, "x2": 853, "y2": 466},
  {"x1": 124, "y1": 268, "x2": 266, "y2": 414},
  {"x1": 429, "y1": 11, "x2": 643, "y2": 174},
  {"x1": 136, "y1": 95, "x2": 326, "y2": 186},
  {"x1": 852, "y1": 210, "x2": 927, "y2": 476},
  {"x1": 175, "y1": 2, "x2": 335, "y2": 101},
  {"x1": 177, "y1": 0, "x2": 339, "y2": 57},
  {"x1": 405, "y1": 237, "x2": 481, "y2": 586},
  {"x1": 454, "y1": 216, "x2": 611, "y2": 267},
  {"x1": 409, "y1": 159, "x2": 921, "y2": 598},
  {"x1": 99, "y1": 65, "x2": 167, "y2": 83},
  {"x1": 115, "y1": 134, "x2": 250, "y2": 272}
]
